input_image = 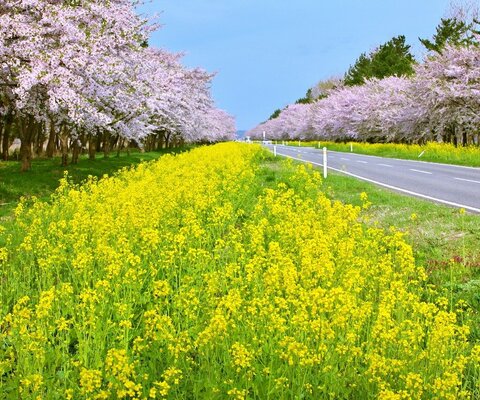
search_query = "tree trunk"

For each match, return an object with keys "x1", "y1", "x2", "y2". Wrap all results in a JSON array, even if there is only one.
[
  {"x1": 71, "y1": 138, "x2": 80, "y2": 164},
  {"x1": 46, "y1": 119, "x2": 56, "y2": 158},
  {"x1": 0, "y1": 121, "x2": 3, "y2": 159},
  {"x1": 457, "y1": 126, "x2": 464, "y2": 147},
  {"x1": 20, "y1": 139, "x2": 33, "y2": 171},
  {"x1": 110, "y1": 134, "x2": 118, "y2": 156},
  {"x1": 96, "y1": 133, "x2": 102, "y2": 152},
  {"x1": 117, "y1": 138, "x2": 124, "y2": 157},
  {"x1": 79, "y1": 133, "x2": 87, "y2": 155},
  {"x1": 35, "y1": 121, "x2": 46, "y2": 157},
  {"x1": 155, "y1": 133, "x2": 163, "y2": 151},
  {"x1": 0, "y1": 134, "x2": 5, "y2": 162},
  {"x1": 144, "y1": 135, "x2": 152, "y2": 152},
  {"x1": 59, "y1": 125, "x2": 69, "y2": 167},
  {"x1": 165, "y1": 132, "x2": 171, "y2": 149},
  {"x1": 19, "y1": 116, "x2": 35, "y2": 172},
  {"x1": 158, "y1": 133, "x2": 164, "y2": 150},
  {"x1": 88, "y1": 132, "x2": 97, "y2": 160},
  {"x1": 103, "y1": 131, "x2": 110, "y2": 158},
  {"x1": 2, "y1": 115, "x2": 12, "y2": 161}
]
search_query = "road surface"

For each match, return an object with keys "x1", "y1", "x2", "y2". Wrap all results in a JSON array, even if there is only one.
[{"x1": 265, "y1": 144, "x2": 480, "y2": 213}]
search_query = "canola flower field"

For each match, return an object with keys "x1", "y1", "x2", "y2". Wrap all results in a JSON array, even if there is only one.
[
  {"x1": 0, "y1": 143, "x2": 479, "y2": 399},
  {"x1": 285, "y1": 141, "x2": 480, "y2": 167}
]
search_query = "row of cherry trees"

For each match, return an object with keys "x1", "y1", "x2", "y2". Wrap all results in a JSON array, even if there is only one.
[
  {"x1": 247, "y1": 43, "x2": 480, "y2": 146},
  {"x1": 0, "y1": 0, "x2": 236, "y2": 170}
]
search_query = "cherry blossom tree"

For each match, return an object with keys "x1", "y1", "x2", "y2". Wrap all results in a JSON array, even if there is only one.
[
  {"x1": 0, "y1": 0, "x2": 154, "y2": 169},
  {"x1": 246, "y1": 103, "x2": 313, "y2": 140},
  {"x1": 196, "y1": 108, "x2": 237, "y2": 143},
  {"x1": 0, "y1": 0, "x2": 235, "y2": 170},
  {"x1": 413, "y1": 43, "x2": 480, "y2": 145},
  {"x1": 322, "y1": 76, "x2": 427, "y2": 143}
]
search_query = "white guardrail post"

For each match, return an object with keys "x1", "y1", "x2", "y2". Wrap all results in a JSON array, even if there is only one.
[
  {"x1": 323, "y1": 147, "x2": 328, "y2": 178},
  {"x1": 274, "y1": 145, "x2": 277, "y2": 157}
]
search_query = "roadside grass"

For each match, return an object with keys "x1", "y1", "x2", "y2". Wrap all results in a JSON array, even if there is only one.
[
  {"x1": 281, "y1": 140, "x2": 480, "y2": 167},
  {"x1": 321, "y1": 172, "x2": 480, "y2": 264},
  {"x1": 0, "y1": 147, "x2": 193, "y2": 219}
]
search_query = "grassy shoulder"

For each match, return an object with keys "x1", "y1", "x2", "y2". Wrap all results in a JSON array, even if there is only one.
[
  {"x1": 283, "y1": 140, "x2": 480, "y2": 167},
  {"x1": 0, "y1": 147, "x2": 193, "y2": 219}
]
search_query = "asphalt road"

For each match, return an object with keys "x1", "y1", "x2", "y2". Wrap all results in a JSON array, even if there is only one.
[{"x1": 265, "y1": 144, "x2": 480, "y2": 213}]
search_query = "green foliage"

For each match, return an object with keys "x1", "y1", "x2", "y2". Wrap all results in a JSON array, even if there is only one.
[
  {"x1": 344, "y1": 53, "x2": 372, "y2": 86},
  {"x1": 294, "y1": 97, "x2": 310, "y2": 104},
  {"x1": 268, "y1": 108, "x2": 282, "y2": 120},
  {"x1": 344, "y1": 35, "x2": 416, "y2": 86},
  {"x1": 419, "y1": 17, "x2": 478, "y2": 53},
  {"x1": 295, "y1": 88, "x2": 313, "y2": 104}
]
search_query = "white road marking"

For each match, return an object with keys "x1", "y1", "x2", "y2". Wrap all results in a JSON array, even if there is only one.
[
  {"x1": 357, "y1": 160, "x2": 368, "y2": 164},
  {"x1": 410, "y1": 169, "x2": 432, "y2": 175},
  {"x1": 454, "y1": 177, "x2": 480, "y2": 184},
  {"x1": 274, "y1": 152, "x2": 480, "y2": 213},
  {"x1": 341, "y1": 158, "x2": 350, "y2": 161},
  {"x1": 377, "y1": 163, "x2": 393, "y2": 168}
]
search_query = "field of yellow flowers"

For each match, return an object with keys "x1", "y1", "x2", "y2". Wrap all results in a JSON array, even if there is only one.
[
  {"x1": 287, "y1": 141, "x2": 480, "y2": 167},
  {"x1": 1, "y1": 143, "x2": 479, "y2": 399}
]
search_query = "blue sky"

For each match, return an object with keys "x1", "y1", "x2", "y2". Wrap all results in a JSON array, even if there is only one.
[{"x1": 139, "y1": 1, "x2": 451, "y2": 130}]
